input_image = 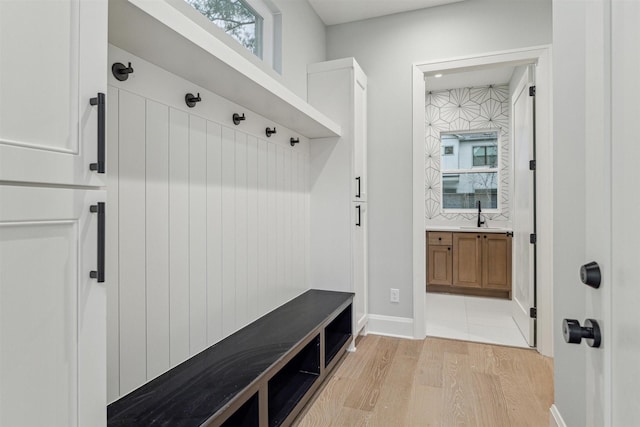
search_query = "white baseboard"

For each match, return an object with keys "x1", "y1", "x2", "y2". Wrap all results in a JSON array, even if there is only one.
[
  {"x1": 550, "y1": 404, "x2": 567, "y2": 427},
  {"x1": 366, "y1": 314, "x2": 414, "y2": 339}
]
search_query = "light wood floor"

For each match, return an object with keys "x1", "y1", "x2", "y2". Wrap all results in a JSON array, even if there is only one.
[{"x1": 294, "y1": 335, "x2": 553, "y2": 427}]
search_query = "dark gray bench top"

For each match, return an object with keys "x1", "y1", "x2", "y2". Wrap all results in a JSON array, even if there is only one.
[{"x1": 107, "y1": 289, "x2": 353, "y2": 426}]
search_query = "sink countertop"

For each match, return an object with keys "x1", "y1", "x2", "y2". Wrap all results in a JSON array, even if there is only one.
[{"x1": 426, "y1": 225, "x2": 512, "y2": 234}]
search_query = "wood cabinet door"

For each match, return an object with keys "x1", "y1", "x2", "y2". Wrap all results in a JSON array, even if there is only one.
[
  {"x1": 453, "y1": 233, "x2": 482, "y2": 288},
  {"x1": 0, "y1": 186, "x2": 106, "y2": 427},
  {"x1": 0, "y1": 0, "x2": 107, "y2": 186},
  {"x1": 482, "y1": 234, "x2": 512, "y2": 290},
  {"x1": 427, "y1": 244, "x2": 452, "y2": 286}
]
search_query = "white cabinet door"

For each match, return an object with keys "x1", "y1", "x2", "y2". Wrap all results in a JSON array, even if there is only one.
[
  {"x1": 352, "y1": 202, "x2": 368, "y2": 335},
  {"x1": 352, "y1": 67, "x2": 368, "y2": 202},
  {"x1": 0, "y1": 186, "x2": 106, "y2": 427},
  {"x1": 0, "y1": 0, "x2": 107, "y2": 186}
]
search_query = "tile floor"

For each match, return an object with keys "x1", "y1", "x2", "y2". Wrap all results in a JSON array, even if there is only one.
[{"x1": 425, "y1": 292, "x2": 530, "y2": 348}]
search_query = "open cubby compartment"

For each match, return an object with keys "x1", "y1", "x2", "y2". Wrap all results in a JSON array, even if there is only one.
[
  {"x1": 268, "y1": 334, "x2": 321, "y2": 427},
  {"x1": 220, "y1": 392, "x2": 259, "y2": 427},
  {"x1": 324, "y1": 303, "x2": 352, "y2": 367}
]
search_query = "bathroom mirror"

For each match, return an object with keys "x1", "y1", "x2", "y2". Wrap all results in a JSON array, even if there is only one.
[{"x1": 440, "y1": 130, "x2": 500, "y2": 211}]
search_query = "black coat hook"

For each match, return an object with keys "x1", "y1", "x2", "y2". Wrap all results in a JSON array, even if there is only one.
[
  {"x1": 233, "y1": 113, "x2": 246, "y2": 125},
  {"x1": 266, "y1": 127, "x2": 277, "y2": 137},
  {"x1": 185, "y1": 93, "x2": 202, "y2": 108},
  {"x1": 112, "y1": 62, "x2": 134, "y2": 81},
  {"x1": 290, "y1": 137, "x2": 300, "y2": 147}
]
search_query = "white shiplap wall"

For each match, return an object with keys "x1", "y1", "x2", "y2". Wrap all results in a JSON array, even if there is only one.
[{"x1": 107, "y1": 46, "x2": 310, "y2": 401}]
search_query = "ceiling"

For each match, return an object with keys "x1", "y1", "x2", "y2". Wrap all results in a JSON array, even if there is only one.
[
  {"x1": 307, "y1": 0, "x2": 465, "y2": 26},
  {"x1": 425, "y1": 66, "x2": 516, "y2": 92}
]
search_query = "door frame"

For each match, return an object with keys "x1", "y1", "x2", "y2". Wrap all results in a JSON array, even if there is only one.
[{"x1": 410, "y1": 45, "x2": 554, "y2": 357}]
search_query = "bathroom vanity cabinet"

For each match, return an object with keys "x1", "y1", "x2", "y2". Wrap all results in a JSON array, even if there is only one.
[
  {"x1": 427, "y1": 232, "x2": 453, "y2": 286},
  {"x1": 427, "y1": 231, "x2": 512, "y2": 298}
]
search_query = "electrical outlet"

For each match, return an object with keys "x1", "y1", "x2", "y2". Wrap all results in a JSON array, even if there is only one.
[{"x1": 390, "y1": 288, "x2": 400, "y2": 303}]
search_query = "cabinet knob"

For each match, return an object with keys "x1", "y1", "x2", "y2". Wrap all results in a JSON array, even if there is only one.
[
  {"x1": 477, "y1": 235, "x2": 480, "y2": 238},
  {"x1": 438, "y1": 237, "x2": 442, "y2": 241},
  {"x1": 448, "y1": 247, "x2": 451, "y2": 251}
]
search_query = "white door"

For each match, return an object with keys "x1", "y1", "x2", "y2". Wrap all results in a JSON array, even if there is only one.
[
  {"x1": 581, "y1": 1, "x2": 640, "y2": 425},
  {"x1": 353, "y1": 202, "x2": 368, "y2": 335},
  {"x1": 554, "y1": 1, "x2": 640, "y2": 425},
  {"x1": 511, "y1": 69, "x2": 536, "y2": 347},
  {"x1": 610, "y1": 2, "x2": 640, "y2": 422},
  {"x1": 0, "y1": 0, "x2": 107, "y2": 186},
  {"x1": 0, "y1": 186, "x2": 106, "y2": 426}
]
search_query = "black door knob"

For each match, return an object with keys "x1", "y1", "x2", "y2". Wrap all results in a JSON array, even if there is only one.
[
  {"x1": 580, "y1": 261, "x2": 601, "y2": 288},
  {"x1": 562, "y1": 318, "x2": 601, "y2": 348}
]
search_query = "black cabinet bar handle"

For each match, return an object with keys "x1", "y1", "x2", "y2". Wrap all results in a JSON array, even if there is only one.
[
  {"x1": 356, "y1": 205, "x2": 361, "y2": 227},
  {"x1": 355, "y1": 177, "x2": 361, "y2": 198},
  {"x1": 90, "y1": 202, "x2": 106, "y2": 283},
  {"x1": 89, "y1": 93, "x2": 106, "y2": 173}
]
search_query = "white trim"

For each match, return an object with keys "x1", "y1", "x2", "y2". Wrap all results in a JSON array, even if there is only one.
[
  {"x1": 412, "y1": 65, "x2": 427, "y2": 340},
  {"x1": 367, "y1": 314, "x2": 415, "y2": 339},
  {"x1": 549, "y1": 404, "x2": 568, "y2": 427},
  {"x1": 416, "y1": 45, "x2": 551, "y2": 74},
  {"x1": 412, "y1": 46, "x2": 554, "y2": 356}
]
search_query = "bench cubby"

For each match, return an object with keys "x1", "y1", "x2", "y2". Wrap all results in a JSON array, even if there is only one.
[
  {"x1": 324, "y1": 303, "x2": 352, "y2": 368},
  {"x1": 107, "y1": 290, "x2": 353, "y2": 427},
  {"x1": 268, "y1": 335, "x2": 321, "y2": 427}
]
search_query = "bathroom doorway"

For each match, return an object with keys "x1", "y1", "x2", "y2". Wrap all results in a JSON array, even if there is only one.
[{"x1": 411, "y1": 46, "x2": 553, "y2": 355}]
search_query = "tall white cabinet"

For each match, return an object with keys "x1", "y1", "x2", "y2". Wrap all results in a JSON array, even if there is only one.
[
  {"x1": 0, "y1": 1, "x2": 107, "y2": 426},
  {"x1": 308, "y1": 58, "x2": 369, "y2": 337}
]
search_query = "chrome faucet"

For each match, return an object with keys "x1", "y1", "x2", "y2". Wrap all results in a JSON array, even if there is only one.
[{"x1": 477, "y1": 200, "x2": 485, "y2": 228}]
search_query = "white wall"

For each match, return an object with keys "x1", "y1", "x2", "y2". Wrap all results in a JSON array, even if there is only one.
[
  {"x1": 425, "y1": 85, "x2": 509, "y2": 221},
  {"x1": 107, "y1": 46, "x2": 310, "y2": 402},
  {"x1": 326, "y1": 0, "x2": 552, "y2": 319},
  {"x1": 273, "y1": 0, "x2": 327, "y2": 99}
]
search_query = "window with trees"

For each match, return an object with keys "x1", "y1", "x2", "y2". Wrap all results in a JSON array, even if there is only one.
[
  {"x1": 440, "y1": 130, "x2": 500, "y2": 211},
  {"x1": 184, "y1": 0, "x2": 274, "y2": 63}
]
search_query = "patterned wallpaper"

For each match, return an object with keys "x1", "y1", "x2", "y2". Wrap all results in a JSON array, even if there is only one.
[{"x1": 425, "y1": 85, "x2": 510, "y2": 222}]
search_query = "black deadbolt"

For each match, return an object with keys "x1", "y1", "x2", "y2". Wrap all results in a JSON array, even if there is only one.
[
  {"x1": 562, "y1": 318, "x2": 601, "y2": 348},
  {"x1": 580, "y1": 261, "x2": 601, "y2": 289}
]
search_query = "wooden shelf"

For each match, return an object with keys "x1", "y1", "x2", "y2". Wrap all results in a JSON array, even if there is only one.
[{"x1": 109, "y1": 0, "x2": 341, "y2": 139}]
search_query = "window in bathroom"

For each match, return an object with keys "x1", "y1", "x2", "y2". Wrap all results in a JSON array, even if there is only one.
[{"x1": 440, "y1": 130, "x2": 500, "y2": 211}]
